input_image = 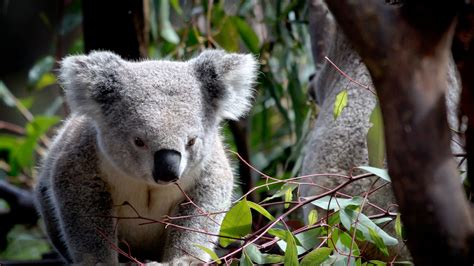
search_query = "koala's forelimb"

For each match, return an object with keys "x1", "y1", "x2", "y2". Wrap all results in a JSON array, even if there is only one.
[{"x1": 162, "y1": 146, "x2": 233, "y2": 262}]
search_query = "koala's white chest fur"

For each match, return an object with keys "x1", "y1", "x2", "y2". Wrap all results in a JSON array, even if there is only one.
[{"x1": 99, "y1": 157, "x2": 194, "y2": 255}]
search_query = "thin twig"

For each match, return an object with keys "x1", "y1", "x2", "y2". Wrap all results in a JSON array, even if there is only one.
[{"x1": 324, "y1": 56, "x2": 376, "y2": 95}]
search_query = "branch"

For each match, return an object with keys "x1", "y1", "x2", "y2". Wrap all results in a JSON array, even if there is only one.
[
  {"x1": 0, "y1": 180, "x2": 38, "y2": 249},
  {"x1": 325, "y1": 0, "x2": 474, "y2": 264}
]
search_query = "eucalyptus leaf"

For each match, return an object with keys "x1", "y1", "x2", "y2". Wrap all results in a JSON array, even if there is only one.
[
  {"x1": 300, "y1": 247, "x2": 332, "y2": 266},
  {"x1": 372, "y1": 217, "x2": 393, "y2": 225},
  {"x1": 0, "y1": 225, "x2": 51, "y2": 260},
  {"x1": 28, "y1": 56, "x2": 55, "y2": 88},
  {"x1": 357, "y1": 166, "x2": 391, "y2": 182},
  {"x1": 245, "y1": 244, "x2": 284, "y2": 264},
  {"x1": 159, "y1": 0, "x2": 180, "y2": 44},
  {"x1": 284, "y1": 186, "x2": 292, "y2": 209},
  {"x1": 340, "y1": 206, "x2": 398, "y2": 246},
  {"x1": 246, "y1": 200, "x2": 275, "y2": 221},
  {"x1": 262, "y1": 183, "x2": 297, "y2": 203},
  {"x1": 368, "y1": 227, "x2": 389, "y2": 256},
  {"x1": 334, "y1": 89, "x2": 348, "y2": 120},
  {"x1": 307, "y1": 209, "x2": 318, "y2": 225},
  {"x1": 194, "y1": 244, "x2": 221, "y2": 264},
  {"x1": 233, "y1": 17, "x2": 260, "y2": 54},
  {"x1": 240, "y1": 251, "x2": 254, "y2": 266},
  {"x1": 0, "y1": 81, "x2": 16, "y2": 107},
  {"x1": 283, "y1": 231, "x2": 298, "y2": 266},
  {"x1": 214, "y1": 17, "x2": 239, "y2": 52},
  {"x1": 219, "y1": 200, "x2": 252, "y2": 247},
  {"x1": 395, "y1": 213, "x2": 403, "y2": 239},
  {"x1": 367, "y1": 103, "x2": 385, "y2": 167},
  {"x1": 295, "y1": 228, "x2": 322, "y2": 251},
  {"x1": 309, "y1": 196, "x2": 363, "y2": 211},
  {"x1": 368, "y1": 260, "x2": 387, "y2": 266},
  {"x1": 170, "y1": 0, "x2": 182, "y2": 14}
]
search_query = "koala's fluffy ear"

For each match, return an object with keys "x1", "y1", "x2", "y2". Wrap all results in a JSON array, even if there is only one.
[
  {"x1": 59, "y1": 51, "x2": 124, "y2": 115},
  {"x1": 191, "y1": 50, "x2": 258, "y2": 121}
]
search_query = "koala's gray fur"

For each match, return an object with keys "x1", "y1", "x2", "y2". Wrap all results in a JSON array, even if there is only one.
[
  {"x1": 301, "y1": 0, "x2": 462, "y2": 259},
  {"x1": 34, "y1": 50, "x2": 258, "y2": 264}
]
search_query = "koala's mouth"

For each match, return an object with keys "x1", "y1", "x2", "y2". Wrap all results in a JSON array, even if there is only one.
[{"x1": 152, "y1": 149, "x2": 182, "y2": 184}]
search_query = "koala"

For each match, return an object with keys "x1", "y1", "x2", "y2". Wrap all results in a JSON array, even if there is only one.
[{"x1": 34, "y1": 50, "x2": 258, "y2": 264}]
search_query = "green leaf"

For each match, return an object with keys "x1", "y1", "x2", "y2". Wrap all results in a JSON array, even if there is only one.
[
  {"x1": 161, "y1": 24, "x2": 180, "y2": 44},
  {"x1": 357, "y1": 166, "x2": 391, "y2": 182},
  {"x1": 0, "y1": 225, "x2": 51, "y2": 260},
  {"x1": 214, "y1": 17, "x2": 239, "y2": 52},
  {"x1": 368, "y1": 260, "x2": 387, "y2": 266},
  {"x1": 372, "y1": 217, "x2": 393, "y2": 225},
  {"x1": 300, "y1": 247, "x2": 332, "y2": 266},
  {"x1": 333, "y1": 89, "x2": 348, "y2": 120},
  {"x1": 295, "y1": 228, "x2": 323, "y2": 251},
  {"x1": 392, "y1": 261, "x2": 414, "y2": 265},
  {"x1": 367, "y1": 103, "x2": 385, "y2": 167},
  {"x1": 232, "y1": 17, "x2": 260, "y2": 54},
  {"x1": 268, "y1": 228, "x2": 288, "y2": 240},
  {"x1": 150, "y1": 0, "x2": 159, "y2": 41},
  {"x1": 219, "y1": 199, "x2": 252, "y2": 247},
  {"x1": 245, "y1": 244, "x2": 284, "y2": 264},
  {"x1": 262, "y1": 183, "x2": 297, "y2": 203},
  {"x1": 0, "y1": 198, "x2": 10, "y2": 212},
  {"x1": 272, "y1": 228, "x2": 304, "y2": 255},
  {"x1": 7, "y1": 116, "x2": 59, "y2": 171},
  {"x1": 19, "y1": 97, "x2": 34, "y2": 109},
  {"x1": 26, "y1": 116, "x2": 61, "y2": 138},
  {"x1": 159, "y1": 0, "x2": 180, "y2": 44},
  {"x1": 284, "y1": 186, "x2": 293, "y2": 209},
  {"x1": 328, "y1": 228, "x2": 358, "y2": 266},
  {"x1": 44, "y1": 97, "x2": 64, "y2": 116},
  {"x1": 0, "y1": 135, "x2": 21, "y2": 151},
  {"x1": 309, "y1": 196, "x2": 363, "y2": 211},
  {"x1": 339, "y1": 206, "x2": 398, "y2": 246},
  {"x1": 328, "y1": 211, "x2": 340, "y2": 226},
  {"x1": 0, "y1": 81, "x2": 16, "y2": 107},
  {"x1": 368, "y1": 227, "x2": 389, "y2": 256},
  {"x1": 307, "y1": 209, "x2": 318, "y2": 225},
  {"x1": 395, "y1": 213, "x2": 403, "y2": 239},
  {"x1": 59, "y1": 13, "x2": 82, "y2": 35},
  {"x1": 337, "y1": 227, "x2": 360, "y2": 257},
  {"x1": 28, "y1": 56, "x2": 55, "y2": 88},
  {"x1": 288, "y1": 63, "x2": 309, "y2": 140},
  {"x1": 14, "y1": 137, "x2": 36, "y2": 169},
  {"x1": 283, "y1": 231, "x2": 298, "y2": 266},
  {"x1": 240, "y1": 250, "x2": 254, "y2": 266},
  {"x1": 36, "y1": 72, "x2": 56, "y2": 91},
  {"x1": 194, "y1": 244, "x2": 221, "y2": 264},
  {"x1": 246, "y1": 200, "x2": 275, "y2": 221},
  {"x1": 170, "y1": 0, "x2": 182, "y2": 15}
]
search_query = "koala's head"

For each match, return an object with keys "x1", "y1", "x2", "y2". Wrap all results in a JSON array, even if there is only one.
[{"x1": 59, "y1": 50, "x2": 258, "y2": 184}]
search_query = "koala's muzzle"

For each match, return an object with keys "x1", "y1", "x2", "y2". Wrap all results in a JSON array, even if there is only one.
[{"x1": 153, "y1": 149, "x2": 181, "y2": 183}]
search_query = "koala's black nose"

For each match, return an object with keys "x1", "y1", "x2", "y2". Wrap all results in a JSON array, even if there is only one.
[{"x1": 153, "y1": 149, "x2": 181, "y2": 184}]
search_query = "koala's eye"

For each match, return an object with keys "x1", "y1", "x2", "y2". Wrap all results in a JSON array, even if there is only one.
[
  {"x1": 134, "y1": 137, "x2": 146, "y2": 148},
  {"x1": 186, "y1": 137, "x2": 197, "y2": 147}
]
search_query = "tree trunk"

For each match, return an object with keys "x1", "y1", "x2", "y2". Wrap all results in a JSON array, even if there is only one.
[
  {"x1": 325, "y1": 1, "x2": 474, "y2": 264},
  {"x1": 452, "y1": 2, "x2": 474, "y2": 201}
]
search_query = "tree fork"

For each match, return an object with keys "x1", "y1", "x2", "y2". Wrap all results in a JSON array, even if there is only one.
[{"x1": 325, "y1": 0, "x2": 474, "y2": 264}]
